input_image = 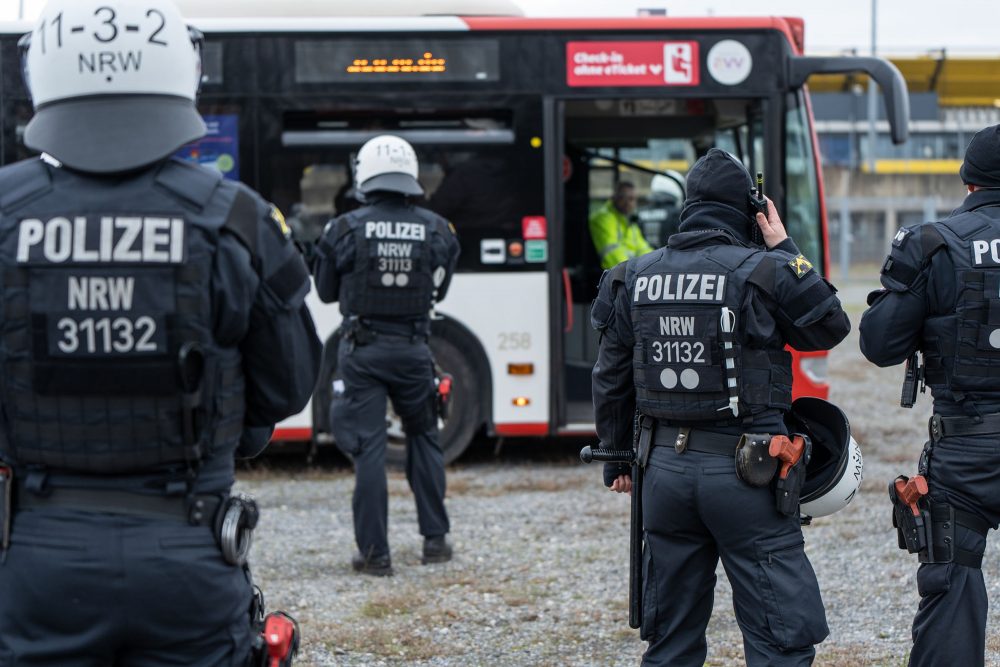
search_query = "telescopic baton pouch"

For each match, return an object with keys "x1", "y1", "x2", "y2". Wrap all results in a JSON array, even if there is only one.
[{"x1": 0, "y1": 465, "x2": 10, "y2": 551}]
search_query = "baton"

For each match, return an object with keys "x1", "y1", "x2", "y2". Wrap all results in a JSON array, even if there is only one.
[
  {"x1": 580, "y1": 445, "x2": 635, "y2": 464},
  {"x1": 580, "y1": 443, "x2": 643, "y2": 629}
]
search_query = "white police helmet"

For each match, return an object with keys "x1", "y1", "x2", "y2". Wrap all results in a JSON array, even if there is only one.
[
  {"x1": 20, "y1": 0, "x2": 206, "y2": 173},
  {"x1": 354, "y1": 135, "x2": 424, "y2": 196},
  {"x1": 786, "y1": 397, "x2": 864, "y2": 520}
]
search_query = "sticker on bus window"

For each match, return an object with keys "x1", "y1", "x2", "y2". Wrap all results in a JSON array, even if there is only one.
[
  {"x1": 566, "y1": 41, "x2": 699, "y2": 87},
  {"x1": 525, "y1": 240, "x2": 548, "y2": 263},
  {"x1": 481, "y1": 239, "x2": 506, "y2": 264},
  {"x1": 507, "y1": 240, "x2": 526, "y2": 265},
  {"x1": 174, "y1": 114, "x2": 240, "y2": 181},
  {"x1": 522, "y1": 216, "x2": 547, "y2": 240}
]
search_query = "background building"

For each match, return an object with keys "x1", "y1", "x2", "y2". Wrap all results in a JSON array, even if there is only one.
[{"x1": 810, "y1": 54, "x2": 1000, "y2": 274}]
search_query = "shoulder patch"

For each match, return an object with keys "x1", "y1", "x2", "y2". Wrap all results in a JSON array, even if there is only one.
[
  {"x1": 880, "y1": 255, "x2": 919, "y2": 285},
  {"x1": 921, "y1": 224, "x2": 946, "y2": 257},
  {"x1": 609, "y1": 260, "x2": 628, "y2": 286},
  {"x1": 892, "y1": 227, "x2": 911, "y2": 248},
  {"x1": 334, "y1": 216, "x2": 354, "y2": 239},
  {"x1": 786, "y1": 254, "x2": 814, "y2": 279},
  {"x1": 269, "y1": 204, "x2": 291, "y2": 239}
]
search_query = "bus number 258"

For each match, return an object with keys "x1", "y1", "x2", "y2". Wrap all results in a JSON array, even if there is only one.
[{"x1": 498, "y1": 332, "x2": 531, "y2": 350}]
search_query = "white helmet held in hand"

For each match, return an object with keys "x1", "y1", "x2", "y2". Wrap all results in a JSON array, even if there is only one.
[
  {"x1": 20, "y1": 0, "x2": 205, "y2": 173},
  {"x1": 786, "y1": 397, "x2": 864, "y2": 520},
  {"x1": 354, "y1": 135, "x2": 424, "y2": 196}
]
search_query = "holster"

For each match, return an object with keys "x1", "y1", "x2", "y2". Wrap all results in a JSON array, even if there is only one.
[
  {"x1": 436, "y1": 374, "x2": 453, "y2": 421},
  {"x1": 345, "y1": 318, "x2": 376, "y2": 347},
  {"x1": 888, "y1": 474, "x2": 990, "y2": 567},
  {"x1": 918, "y1": 501, "x2": 990, "y2": 568},
  {"x1": 248, "y1": 573, "x2": 300, "y2": 666},
  {"x1": 889, "y1": 475, "x2": 929, "y2": 554},
  {"x1": 774, "y1": 436, "x2": 812, "y2": 517}
]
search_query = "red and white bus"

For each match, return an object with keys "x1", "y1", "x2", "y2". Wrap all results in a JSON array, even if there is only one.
[{"x1": 0, "y1": 2, "x2": 909, "y2": 464}]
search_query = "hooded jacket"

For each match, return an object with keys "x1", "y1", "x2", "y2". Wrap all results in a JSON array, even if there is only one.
[{"x1": 592, "y1": 149, "x2": 850, "y2": 446}]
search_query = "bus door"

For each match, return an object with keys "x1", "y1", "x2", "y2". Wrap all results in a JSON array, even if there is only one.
[
  {"x1": 554, "y1": 93, "x2": 776, "y2": 433},
  {"x1": 552, "y1": 49, "x2": 912, "y2": 432}
]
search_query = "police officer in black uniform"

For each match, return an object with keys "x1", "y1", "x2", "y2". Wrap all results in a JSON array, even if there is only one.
[
  {"x1": 592, "y1": 149, "x2": 850, "y2": 666},
  {"x1": 861, "y1": 124, "x2": 1000, "y2": 667},
  {"x1": 0, "y1": 1, "x2": 321, "y2": 664},
  {"x1": 314, "y1": 135, "x2": 460, "y2": 576}
]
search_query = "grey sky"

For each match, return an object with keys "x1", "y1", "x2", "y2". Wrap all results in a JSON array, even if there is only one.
[
  {"x1": 1, "y1": 0, "x2": 996, "y2": 54},
  {"x1": 512, "y1": 0, "x2": 998, "y2": 54}
]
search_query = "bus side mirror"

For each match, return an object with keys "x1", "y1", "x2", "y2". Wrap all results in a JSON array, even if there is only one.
[{"x1": 788, "y1": 56, "x2": 910, "y2": 145}]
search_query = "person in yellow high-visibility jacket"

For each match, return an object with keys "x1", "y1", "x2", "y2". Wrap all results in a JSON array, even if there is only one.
[{"x1": 589, "y1": 181, "x2": 654, "y2": 269}]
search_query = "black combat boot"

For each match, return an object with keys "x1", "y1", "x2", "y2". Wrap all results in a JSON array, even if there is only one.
[
  {"x1": 421, "y1": 535, "x2": 453, "y2": 564},
  {"x1": 351, "y1": 551, "x2": 393, "y2": 576}
]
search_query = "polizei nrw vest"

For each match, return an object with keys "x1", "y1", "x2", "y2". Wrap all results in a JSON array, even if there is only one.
[
  {"x1": 0, "y1": 158, "x2": 247, "y2": 474},
  {"x1": 919, "y1": 206, "x2": 1000, "y2": 393},
  {"x1": 337, "y1": 203, "x2": 438, "y2": 318},
  {"x1": 629, "y1": 245, "x2": 792, "y2": 423}
]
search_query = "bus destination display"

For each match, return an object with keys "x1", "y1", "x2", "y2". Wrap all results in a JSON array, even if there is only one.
[{"x1": 295, "y1": 39, "x2": 500, "y2": 83}]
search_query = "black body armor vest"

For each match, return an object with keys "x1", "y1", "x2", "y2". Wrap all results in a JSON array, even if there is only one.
[
  {"x1": 628, "y1": 245, "x2": 793, "y2": 423},
  {"x1": 921, "y1": 206, "x2": 1000, "y2": 394},
  {"x1": 0, "y1": 158, "x2": 248, "y2": 474},
  {"x1": 337, "y1": 200, "x2": 439, "y2": 319}
]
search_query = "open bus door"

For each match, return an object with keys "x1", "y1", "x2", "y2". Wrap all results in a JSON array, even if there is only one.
[
  {"x1": 552, "y1": 91, "x2": 775, "y2": 434},
  {"x1": 551, "y1": 54, "x2": 909, "y2": 436}
]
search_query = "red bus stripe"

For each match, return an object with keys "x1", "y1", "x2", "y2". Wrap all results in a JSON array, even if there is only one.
[
  {"x1": 271, "y1": 427, "x2": 313, "y2": 442},
  {"x1": 495, "y1": 423, "x2": 549, "y2": 436}
]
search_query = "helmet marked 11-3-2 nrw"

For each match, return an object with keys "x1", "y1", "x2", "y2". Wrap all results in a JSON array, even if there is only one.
[{"x1": 19, "y1": 0, "x2": 206, "y2": 174}]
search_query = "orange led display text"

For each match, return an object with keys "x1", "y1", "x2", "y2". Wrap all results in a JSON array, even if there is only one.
[{"x1": 347, "y1": 51, "x2": 447, "y2": 74}]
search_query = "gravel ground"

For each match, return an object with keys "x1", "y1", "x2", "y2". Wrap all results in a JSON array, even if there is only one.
[{"x1": 238, "y1": 276, "x2": 1000, "y2": 667}]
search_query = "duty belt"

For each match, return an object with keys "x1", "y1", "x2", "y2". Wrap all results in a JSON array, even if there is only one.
[
  {"x1": 653, "y1": 425, "x2": 738, "y2": 457},
  {"x1": 17, "y1": 487, "x2": 222, "y2": 526},
  {"x1": 929, "y1": 412, "x2": 1000, "y2": 443},
  {"x1": 352, "y1": 317, "x2": 429, "y2": 339}
]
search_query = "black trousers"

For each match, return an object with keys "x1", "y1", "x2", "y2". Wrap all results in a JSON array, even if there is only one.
[
  {"x1": 0, "y1": 507, "x2": 252, "y2": 666},
  {"x1": 640, "y1": 445, "x2": 829, "y2": 667},
  {"x1": 909, "y1": 435, "x2": 1000, "y2": 667},
  {"x1": 331, "y1": 335, "x2": 449, "y2": 559}
]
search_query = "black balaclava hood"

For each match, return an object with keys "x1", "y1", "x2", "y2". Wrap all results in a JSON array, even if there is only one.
[
  {"x1": 678, "y1": 148, "x2": 757, "y2": 243},
  {"x1": 960, "y1": 124, "x2": 1000, "y2": 189}
]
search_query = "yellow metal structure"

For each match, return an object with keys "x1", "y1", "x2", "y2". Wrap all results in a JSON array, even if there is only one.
[
  {"x1": 863, "y1": 159, "x2": 965, "y2": 175},
  {"x1": 808, "y1": 55, "x2": 1000, "y2": 107}
]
